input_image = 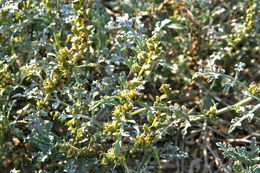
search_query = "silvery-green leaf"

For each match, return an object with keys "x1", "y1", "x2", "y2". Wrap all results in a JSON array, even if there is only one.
[{"x1": 167, "y1": 23, "x2": 183, "y2": 30}]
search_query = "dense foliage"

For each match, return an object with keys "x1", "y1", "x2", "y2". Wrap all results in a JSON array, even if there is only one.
[{"x1": 0, "y1": 0, "x2": 259, "y2": 172}]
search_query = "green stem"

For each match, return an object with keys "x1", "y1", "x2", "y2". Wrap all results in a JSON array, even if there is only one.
[
  {"x1": 44, "y1": 93, "x2": 51, "y2": 103},
  {"x1": 76, "y1": 63, "x2": 97, "y2": 68},
  {"x1": 52, "y1": 92, "x2": 70, "y2": 107},
  {"x1": 215, "y1": 96, "x2": 254, "y2": 115},
  {"x1": 89, "y1": 96, "x2": 120, "y2": 111},
  {"x1": 129, "y1": 108, "x2": 147, "y2": 116},
  {"x1": 152, "y1": 146, "x2": 161, "y2": 173},
  {"x1": 205, "y1": 72, "x2": 248, "y2": 90},
  {"x1": 52, "y1": 27, "x2": 62, "y2": 51},
  {"x1": 0, "y1": 124, "x2": 5, "y2": 156},
  {"x1": 16, "y1": 104, "x2": 32, "y2": 120},
  {"x1": 137, "y1": 51, "x2": 153, "y2": 80},
  {"x1": 190, "y1": 96, "x2": 255, "y2": 122},
  {"x1": 122, "y1": 161, "x2": 131, "y2": 173},
  {"x1": 73, "y1": 118, "x2": 80, "y2": 144},
  {"x1": 102, "y1": 96, "x2": 121, "y2": 101},
  {"x1": 58, "y1": 100, "x2": 70, "y2": 107},
  {"x1": 78, "y1": 114, "x2": 103, "y2": 129},
  {"x1": 129, "y1": 96, "x2": 255, "y2": 122}
]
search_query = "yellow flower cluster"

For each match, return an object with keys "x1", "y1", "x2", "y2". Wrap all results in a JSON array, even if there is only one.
[
  {"x1": 103, "y1": 120, "x2": 120, "y2": 136},
  {"x1": 101, "y1": 147, "x2": 125, "y2": 165},
  {"x1": 119, "y1": 89, "x2": 139, "y2": 101},
  {"x1": 248, "y1": 82, "x2": 260, "y2": 97},
  {"x1": 134, "y1": 133, "x2": 154, "y2": 147},
  {"x1": 112, "y1": 102, "x2": 133, "y2": 117}
]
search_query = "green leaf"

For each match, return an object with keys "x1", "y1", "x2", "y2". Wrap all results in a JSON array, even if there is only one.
[
  {"x1": 113, "y1": 136, "x2": 122, "y2": 157},
  {"x1": 167, "y1": 23, "x2": 183, "y2": 30}
]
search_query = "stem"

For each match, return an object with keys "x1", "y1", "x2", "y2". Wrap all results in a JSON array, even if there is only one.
[
  {"x1": 137, "y1": 51, "x2": 153, "y2": 80},
  {"x1": 52, "y1": 27, "x2": 62, "y2": 51},
  {"x1": 58, "y1": 100, "x2": 70, "y2": 107},
  {"x1": 251, "y1": 103, "x2": 260, "y2": 113},
  {"x1": 76, "y1": 63, "x2": 97, "y2": 68},
  {"x1": 0, "y1": 126, "x2": 5, "y2": 156},
  {"x1": 73, "y1": 118, "x2": 80, "y2": 144},
  {"x1": 78, "y1": 114, "x2": 103, "y2": 129},
  {"x1": 122, "y1": 161, "x2": 131, "y2": 173},
  {"x1": 152, "y1": 146, "x2": 161, "y2": 173},
  {"x1": 103, "y1": 96, "x2": 121, "y2": 100},
  {"x1": 190, "y1": 114, "x2": 207, "y2": 122},
  {"x1": 16, "y1": 104, "x2": 32, "y2": 120},
  {"x1": 205, "y1": 72, "x2": 248, "y2": 90},
  {"x1": 131, "y1": 96, "x2": 255, "y2": 122},
  {"x1": 129, "y1": 108, "x2": 147, "y2": 116},
  {"x1": 44, "y1": 93, "x2": 51, "y2": 103},
  {"x1": 52, "y1": 92, "x2": 70, "y2": 107},
  {"x1": 190, "y1": 96, "x2": 255, "y2": 122},
  {"x1": 137, "y1": 65, "x2": 146, "y2": 80},
  {"x1": 89, "y1": 96, "x2": 120, "y2": 111},
  {"x1": 215, "y1": 96, "x2": 254, "y2": 115},
  {"x1": 49, "y1": 97, "x2": 70, "y2": 107}
]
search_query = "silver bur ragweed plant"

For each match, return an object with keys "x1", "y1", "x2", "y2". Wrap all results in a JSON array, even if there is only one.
[
  {"x1": 217, "y1": 137, "x2": 260, "y2": 173},
  {"x1": 0, "y1": 0, "x2": 259, "y2": 172}
]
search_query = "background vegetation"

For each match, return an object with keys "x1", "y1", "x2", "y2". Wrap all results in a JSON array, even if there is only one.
[{"x1": 0, "y1": 0, "x2": 259, "y2": 172}]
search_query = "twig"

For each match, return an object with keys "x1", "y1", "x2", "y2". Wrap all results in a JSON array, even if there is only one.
[
  {"x1": 225, "y1": 138, "x2": 260, "y2": 144},
  {"x1": 205, "y1": 141, "x2": 222, "y2": 170},
  {"x1": 202, "y1": 120, "x2": 211, "y2": 173}
]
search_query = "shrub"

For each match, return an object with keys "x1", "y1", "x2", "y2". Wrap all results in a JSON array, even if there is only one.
[{"x1": 0, "y1": 0, "x2": 259, "y2": 172}]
